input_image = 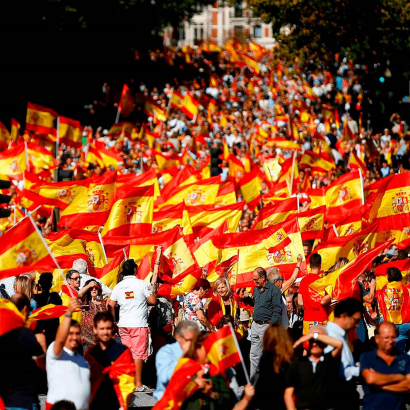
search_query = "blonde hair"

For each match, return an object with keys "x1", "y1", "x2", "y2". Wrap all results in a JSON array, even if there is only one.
[
  {"x1": 14, "y1": 276, "x2": 33, "y2": 300},
  {"x1": 325, "y1": 257, "x2": 349, "y2": 276},
  {"x1": 213, "y1": 277, "x2": 232, "y2": 298}
]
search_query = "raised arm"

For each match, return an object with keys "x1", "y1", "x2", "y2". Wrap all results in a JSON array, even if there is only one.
[
  {"x1": 282, "y1": 254, "x2": 302, "y2": 293},
  {"x1": 293, "y1": 332, "x2": 343, "y2": 357},
  {"x1": 78, "y1": 280, "x2": 97, "y2": 299}
]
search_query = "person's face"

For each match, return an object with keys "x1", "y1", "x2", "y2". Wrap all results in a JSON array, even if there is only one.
[
  {"x1": 198, "y1": 288, "x2": 206, "y2": 298},
  {"x1": 216, "y1": 282, "x2": 228, "y2": 298},
  {"x1": 68, "y1": 273, "x2": 81, "y2": 290},
  {"x1": 252, "y1": 272, "x2": 265, "y2": 288},
  {"x1": 90, "y1": 285, "x2": 101, "y2": 299},
  {"x1": 196, "y1": 345, "x2": 209, "y2": 365},
  {"x1": 273, "y1": 277, "x2": 284, "y2": 289},
  {"x1": 340, "y1": 312, "x2": 361, "y2": 332},
  {"x1": 376, "y1": 325, "x2": 397, "y2": 354},
  {"x1": 65, "y1": 325, "x2": 81, "y2": 351},
  {"x1": 308, "y1": 328, "x2": 326, "y2": 356},
  {"x1": 303, "y1": 245, "x2": 311, "y2": 258},
  {"x1": 94, "y1": 320, "x2": 113, "y2": 343},
  {"x1": 176, "y1": 330, "x2": 196, "y2": 352},
  {"x1": 286, "y1": 296, "x2": 293, "y2": 312}
]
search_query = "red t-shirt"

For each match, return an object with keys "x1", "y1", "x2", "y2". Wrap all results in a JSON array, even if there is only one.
[{"x1": 298, "y1": 274, "x2": 328, "y2": 322}]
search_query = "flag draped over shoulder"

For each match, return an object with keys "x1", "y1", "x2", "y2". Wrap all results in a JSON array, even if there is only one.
[
  {"x1": 0, "y1": 298, "x2": 25, "y2": 336},
  {"x1": 152, "y1": 358, "x2": 202, "y2": 410},
  {"x1": 375, "y1": 259, "x2": 410, "y2": 290}
]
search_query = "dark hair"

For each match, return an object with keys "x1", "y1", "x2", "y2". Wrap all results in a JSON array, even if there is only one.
[
  {"x1": 10, "y1": 292, "x2": 30, "y2": 312},
  {"x1": 334, "y1": 297, "x2": 364, "y2": 318},
  {"x1": 70, "y1": 319, "x2": 81, "y2": 330},
  {"x1": 66, "y1": 270, "x2": 79, "y2": 281},
  {"x1": 192, "y1": 278, "x2": 211, "y2": 292},
  {"x1": 216, "y1": 315, "x2": 234, "y2": 329},
  {"x1": 94, "y1": 311, "x2": 115, "y2": 328},
  {"x1": 184, "y1": 332, "x2": 209, "y2": 361},
  {"x1": 302, "y1": 241, "x2": 312, "y2": 248},
  {"x1": 83, "y1": 279, "x2": 102, "y2": 304},
  {"x1": 387, "y1": 267, "x2": 402, "y2": 282},
  {"x1": 50, "y1": 400, "x2": 76, "y2": 410},
  {"x1": 397, "y1": 250, "x2": 408, "y2": 260},
  {"x1": 309, "y1": 254, "x2": 322, "y2": 269},
  {"x1": 254, "y1": 267, "x2": 267, "y2": 279},
  {"x1": 38, "y1": 272, "x2": 53, "y2": 291},
  {"x1": 122, "y1": 259, "x2": 138, "y2": 276},
  {"x1": 375, "y1": 321, "x2": 397, "y2": 336}
]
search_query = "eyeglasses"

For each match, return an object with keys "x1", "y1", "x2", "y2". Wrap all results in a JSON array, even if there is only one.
[
  {"x1": 252, "y1": 277, "x2": 261, "y2": 282},
  {"x1": 274, "y1": 278, "x2": 284, "y2": 282},
  {"x1": 91, "y1": 286, "x2": 100, "y2": 291},
  {"x1": 70, "y1": 276, "x2": 81, "y2": 281}
]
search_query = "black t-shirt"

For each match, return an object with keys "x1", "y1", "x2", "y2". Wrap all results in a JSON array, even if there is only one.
[
  {"x1": 286, "y1": 353, "x2": 341, "y2": 410},
  {"x1": 35, "y1": 292, "x2": 62, "y2": 346},
  {"x1": 0, "y1": 327, "x2": 44, "y2": 408},
  {"x1": 87, "y1": 340, "x2": 128, "y2": 410}
]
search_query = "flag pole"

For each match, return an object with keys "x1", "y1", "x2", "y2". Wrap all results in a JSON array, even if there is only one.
[
  {"x1": 13, "y1": 204, "x2": 16, "y2": 226},
  {"x1": 123, "y1": 248, "x2": 128, "y2": 260},
  {"x1": 358, "y1": 168, "x2": 365, "y2": 205},
  {"x1": 332, "y1": 224, "x2": 339, "y2": 237},
  {"x1": 166, "y1": 88, "x2": 174, "y2": 116},
  {"x1": 56, "y1": 117, "x2": 60, "y2": 159},
  {"x1": 24, "y1": 141, "x2": 30, "y2": 172},
  {"x1": 228, "y1": 323, "x2": 251, "y2": 385},
  {"x1": 98, "y1": 231, "x2": 109, "y2": 264},
  {"x1": 27, "y1": 213, "x2": 75, "y2": 298},
  {"x1": 115, "y1": 108, "x2": 120, "y2": 124},
  {"x1": 290, "y1": 150, "x2": 296, "y2": 195}
]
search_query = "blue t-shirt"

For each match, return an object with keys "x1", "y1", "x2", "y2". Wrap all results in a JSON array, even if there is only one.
[{"x1": 360, "y1": 349, "x2": 410, "y2": 410}]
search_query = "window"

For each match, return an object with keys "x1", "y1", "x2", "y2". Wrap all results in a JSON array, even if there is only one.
[
  {"x1": 234, "y1": 26, "x2": 244, "y2": 37},
  {"x1": 234, "y1": 5, "x2": 243, "y2": 17},
  {"x1": 194, "y1": 28, "x2": 198, "y2": 39},
  {"x1": 254, "y1": 25, "x2": 262, "y2": 38}
]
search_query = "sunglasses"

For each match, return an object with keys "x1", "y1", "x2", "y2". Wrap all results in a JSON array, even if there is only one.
[
  {"x1": 91, "y1": 286, "x2": 100, "y2": 291},
  {"x1": 70, "y1": 276, "x2": 81, "y2": 281}
]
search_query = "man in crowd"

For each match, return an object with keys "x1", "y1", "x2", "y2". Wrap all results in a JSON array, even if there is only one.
[
  {"x1": 360, "y1": 321, "x2": 410, "y2": 410},
  {"x1": 324, "y1": 298, "x2": 363, "y2": 409},
  {"x1": 154, "y1": 320, "x2": 200, "y2": 400},
  {"x1": 285, "y1": 326, "x2": 343, "y2": 410},
  {"x1": 108, "y1": 248, "x2": 161, "y2": 392},
  {"x1": 46, "y1": 297, "x2": 90, "y2": 410},
  {"x1": 250, "y1": 266, "x2": 282, "y2": 378},
  {"x1": 85, "y1": 311, "x2": 135, "y2": 410},
  {"x1": 298, "y1": 254, "x2": 329, "y2": 334},
  {"x1": 0, "y1": 293, "x2": 47, "y2": 410}
]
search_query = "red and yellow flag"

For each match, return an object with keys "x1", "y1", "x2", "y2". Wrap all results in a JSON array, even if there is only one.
[
  {"x1": 58, "y1": 170, "x2": 117, "y2": 229},
  {"x1": 300, "y1": 150, "x2": 335, "y2": 173},
  {"x1": 25, "y1": 304, "x2": 68, "y2": 330},
  {"x1": 58, "y1": 116, "x2": 84, "y2": 149},
  {"x1": 375, "y1": 259, "x2": 410, "y2": 290},
  {"x1": 26, "y1": 102, "x2": 57, "y2": 138},
  {"x1": 228, "y1": 154, "x2": 245, "y2": 182},
  {"x1": 215, "y1": 181, "x2": 236, "y2": 207},
  {"x1": 181, "y1": 93, "x2": 199, "y2": 120},
  {"x1": 204, "y1": 325, "x2": 241, "y2": 373},
  {"x1": 170, "y1": 91, "x2": 184, "y2": 108},
  {"x1": 27, "y1": 143, "x2": 54, "y2": 171},
  {"x1": 0, "y1": 122, "x2": 11, "y2": 144},
  {"x1": 101, "y1": 185, "x2": 154, "y2": 237},
  {"x1": 118, "y1": 84, "x2": 134, "y2": 118},
  {"x1": 0, "y1": 143, "x2": 26, "y2": 180},
  {"x1": 0, "y1": 217, "x2": 54, "y2": 280},
  {"x1": 144, "y1": 98, "x2": 167, "y2": 122},
  {"x1": 348, "y1": 150, "x2": 368, "y2": 175},
  {"x1": 239, "y1": 168, "x2": 264, "y2": 211},
  {"x1": 294, "y1": 205, "x2": 326, "y2": 241},
  {"x1": 0, "y1": 298, "x2": 26, "y2": 336},
  {"x1": 11, "y1": 118, "x2": 21, "y2": 142}
]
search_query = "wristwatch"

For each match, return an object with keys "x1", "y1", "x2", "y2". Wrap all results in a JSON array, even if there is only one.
[{"x1": 313, "y1": 332, "x2": 319, "y2": 341}]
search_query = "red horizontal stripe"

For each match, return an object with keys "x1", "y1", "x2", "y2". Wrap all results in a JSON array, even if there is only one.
[
  {"x1": 28, "y1": 102, "x2": 58, "y2": 117},
  {"x1": 0, "y1": 143, "x2": 24, "y2": 159},
  {"x1": 0, "y1": 255, "x2": 55, "y2": 281}
]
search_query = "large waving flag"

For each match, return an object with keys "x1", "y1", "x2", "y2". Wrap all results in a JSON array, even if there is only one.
[
  {"x1": 101, "y1": 185, "x2": 154, "y2": 237},
  {"x1": 0, "y1": 143, "x2": 27, "y2": 180},
  {"x1": 215, "y1": 181, "x2": 236, "y2": 207},
  {"x1": 181, "y1": 93, "x2": 199, "y2": 120},
  {"x1": 0, "y1": 216, "x2": 55, "y2": 280},
  {"x1": 348, "y1": 150, "x2": 368, "y2": 174},
  {"x1": 26, "y1": 143, "x2": 54, "y2": 171},
  {"x1": 118, "y1": 84, "x2": 134, "y2": 118},
  {"x1": 300, "y1": 150, "x2": 335, "y2": 173},
  {"x1": 26, "y1": 102, "x2": 58, "y2": 139},
  {"x1": 152, "y1": 203, "x2": 189, "y2": 234},
  {"x1": 58, "y1": 116, "x2": 84, "y2": 149},
  {"x1": 117, "y1": 169, "x2": 160, "y2": 200},
  {"x1": 294, "y1": 205, "x2": 326, "y2": 241},
  {"x1": 0, "y1": 298, "x2": 26, "y2": 336},
  {"x1": 144, "y1": 98, "x2": 167, "y2": 122},
  {"x1": 25, "y1": 304, "x2": 68, "y2": 330},
  {"x1": 239, "y1": 167, "x2": 264, "y2": 211},
  {"x1": 59, "y1": 170, "x2": 117, "y2": 229}
]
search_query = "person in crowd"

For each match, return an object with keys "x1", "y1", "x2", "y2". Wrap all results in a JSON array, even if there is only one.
[
  {"x1": 85, "y1": 311, "x2": 135, "y2": 410},
  {"x1": 287, "y1": 293, "x2": 304, "y2": 340},
  {"x1": 360, "y1": 321, "x2": 410, "y2": 410},
  {"x1": 183, "y1": 278, "x2": 214, "y2": 331},
  {"x1": 108, "y1": 251, "x2": 160, "y2": 392},
  {"x1": 46, "y1": 297, "x2": 90, "y2": 410},
  {"x1": 80, "y1": 279, "x2": 107, "y2": 351},
  {"x1": 324, "y1": 298, "x2": 364, "y2": 409},
  {"x1": 253, "y1": 324, "x2": 294, "y2": 410},
  {"x1": 250, "y1": 267, "x2": 282, "y2": 378},
  {"x1": 14, "y1": 275, "x2": 37, "y2": 312},
  {"x1": 72, "y1": 259, "x2": 112, "y2": 299},
  {"x1": 61, "y1": 270, "x2": 97, "y2": 324},
  {"x1": 0, "y1": 293, "x2": 47, "y2": 410},
  {"x1": 207, "y1": 277, "x2": 240, "y2": 329},
  {"x1": 154, "y1": 320, "x2": 200, "y2": 400},
  {"x1": 284, "y1": 326, "x2": 343, "y2": 410},
  {"x1": 376, "y1": 267, "x2": 410, "y2": 353},
  {"x1": 49, "y1": 401, "x2": 76, "y2": 410},
  {"x1": 297, "y1": 254, "x2": 329, "y2": 334}
]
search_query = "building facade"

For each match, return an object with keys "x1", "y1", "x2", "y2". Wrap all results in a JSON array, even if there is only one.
[{"x1": 163, "y1": 3, "x2": 275, "y2": 49}]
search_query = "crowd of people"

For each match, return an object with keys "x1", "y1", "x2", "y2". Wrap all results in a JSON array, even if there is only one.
[{"x1": 1, "y1": 38, "x2": 410, "y2": 410}]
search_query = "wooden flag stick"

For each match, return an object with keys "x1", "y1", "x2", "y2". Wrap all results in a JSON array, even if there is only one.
[{"x1": 228, "y1": 323, "x2": 251, "y2": 385}]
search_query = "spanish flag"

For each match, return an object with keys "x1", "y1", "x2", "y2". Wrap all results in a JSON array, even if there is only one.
[
  {"x1": 27, "y1": 143, "x2": 54, "y2": 171},
  {"x1": 364, "y1": 176, "x2": 392, "y2": 200},
  {"x1": 0, "y1": 122, "x2": 10, "y2": 144},
  {"x1": 118, "y1": 84, "x2": 134, "y2": 118},
  {"x1": 251, "y1": 197, "x2": 298, "y2": 230},
  {"x1": 170, "y1": 91, "x2": 184, "y2": 108},
  {"x1": 263, "y1": 159, "x2": 282, "y2": 183},
  {"x1": 58, "y1": 116, "x2": 84, "y2": 149},
  {"x1": 96, "y1": 147, "x2": 124, "y2": 169},
  {"x1": 374, "y1": 213, "x2": 410, "y2": 250},
  {"x1": 160, "y1": 166, "x2": 198, "y2": 200},
  {"x1": 107, "y1": 122, "x2": 134, "y2": 139},
  {"x1": 239, "y1": 167, "x2": 264, "y2": 211},
  {"x1": 151, "y1": 150, "x2": 180, "y2": 171},
  {"x1": 375, "y1": 259, "x2": 410, "y2": 290},
  {"x1": 0, "y1": 216, "x2": 54, "y2": 280},
  {"x1": 95, "y1": 250, "x2": 126, "y2": 289},
  {"x1": 215, "y1": 181, "x2": 236, "y2": 207},
  {"x1": 0, "y1": 298, "x2": 26, "y2": 336},
  {"x1": 228, "y1": 154, "x2": 245, "y2": 181},
  {"x1": 294, "y1": 205, "x2": 326, "y2": 241},
  {"x1": 300, "y1": 150, "x2": 335, "y2": 173},
  {"x1": 26, "y1": 102, "x2": 57, "y2": 138},
  {"x1": 152, "y1": 202, "x2": 185, "y2": 234},
  {"x1": 11, "y1": 118, "x2": 21, "y2": 142},
  {"x1": 187, "y1": 201, "x2": 244, "y2": 237},
  {"x1": 58, "y1": 170, "x2": 117, "y2": 229},
  {"x1": 377, "y1": 280, "x2": 410, "y2": 324},
  {"x1": 25, "y1": 304, "x2": 68, "y2": 330},
  {"x1": 342, "y1": 117, "x2": 355, "y2": 141},
  {"x1": 181, "y1": 93, "x2": 199, "y2": 120},
  {"x1": 0, "y1": 143, "x2": 26, "y2": 180},
  {"x1": 101, "y1": 185, "x2": 154, "y2": 237},
  {"x1": 309, "y1": 237, "x2": 391, "y2": 301},
  {"x1": 268, "y1": 137, "x2": 301, "y2": 151},
  {"x1": 238, "y1": 53, "x2": 260, "y2": 75},
  {"x1": 204, "y1": 325, "x2": 241, "y2": 373},
  {"x1": 152, "y1": 358, "x2": 202, "y2": 410},
  {"x1": 144, "y1": 98, "x2": 167, "y2": 123},
  {"x1": 158, "y1": 176, "x2": 220, "y2": 209},
  {"x1": 348, "y1": 150, "x2": 368, "y2": 175},
  {"x1": 117, "y1": 169, "x2": 160, "y2": 201}
]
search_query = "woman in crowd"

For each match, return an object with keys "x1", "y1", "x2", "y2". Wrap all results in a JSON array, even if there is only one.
[
  {"x1": 253, "y1": 324, "x2": 294, "y2": 410},
  {"x1": 81, "y1": 279, "x2": 107, "y2": 351},
  {"x1": 14, "y1": 275, "x2": 37, "y2": 312},
  {"x1": 183, "y1": 279, "x2": 214, "y2": 331}
]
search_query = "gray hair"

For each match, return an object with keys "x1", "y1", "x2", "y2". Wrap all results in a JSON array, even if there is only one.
[
  {"x1": 175, "y1": 320, "x2": 200, "y2": 337},
  {"x1": 309, "y1": 325, "x2": 328, "y2": 335},
  {"x1": 72, "y1": 259, "x2": 88, "y2": 275},
  {"x1": 267, "y1": 267, "x2": 281, "y2": 283}
]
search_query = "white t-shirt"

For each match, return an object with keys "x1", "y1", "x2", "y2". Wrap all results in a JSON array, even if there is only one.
[
  {"x1": 46, "y1": 342, "x2": 90, "y2": 410},
  {"x1": 110, "y1": 275, "x2": 152, "y2": 328}
]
